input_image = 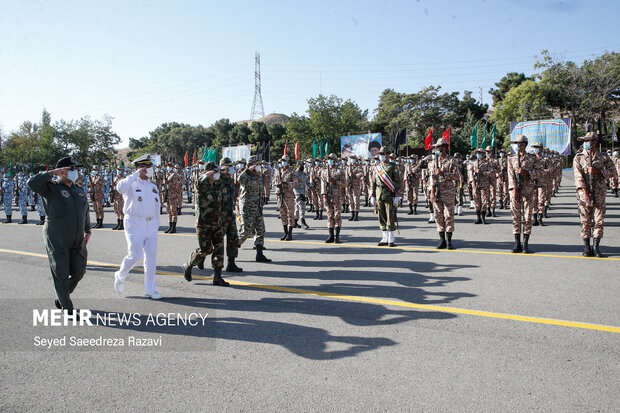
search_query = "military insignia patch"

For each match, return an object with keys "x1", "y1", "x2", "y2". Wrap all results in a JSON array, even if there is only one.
[
  {"x1": 138, "y1": 196, "x2": 143, "y2": 202},
  {"x1": 78, "y1": 192, "x2": 85, "y2": 197},
  {"x1": 60, "y1": 190, "x2": 70, "y2": 198},
  {"x1": 152, "y1": 188, "x2": 157, "y2": 193}
]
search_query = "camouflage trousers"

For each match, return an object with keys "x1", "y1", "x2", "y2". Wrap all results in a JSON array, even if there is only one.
[
  {"x1": 498, "y1": 179, "x2": 509, "y2": 202},
  {"x1": 294, "y1": 194, "x2": 307, "y2": 220},
  {"x1": 347, "y1": 186, "x2": 361, "y2": 211},
  {"x1": 488, "y1": 178, "x2": 497, "y2": 208},
  {"x1": 609, "y1": 174, "x2": 618, "y2": 190},
  {"x1": 238, "y1": 210, "x2": 265, "y2": 247},
  {"x1": 312, "y1": 184, "x2": 323, "y2": 210},
  {"x1": 113, "y1": 195, "x2": 125, "y2": 219},
  {"x1": 472, "y1": 185, "x2": 490, "y2": 211},
  {"x1": 4, "y1": 196, "x2": 13, "y2": 216},
  {"x1": 19, "y1": 193, "x2": 28, "y2": 216},
  {"x1": 93, "y1": 195, "x2": 104, "y2": 219},
  {"x1": 577, "y1": 192, "x2": 606, "y2": 239},
  {"x1": 510, "y1": 188, "x2": 534, "y2": 235},
  {"x1": 36, "y1": 196, "x2": 45, "y2": 217},
  {"x1": 533, "y1": 183, "x2": 550, "y2": 213},
  {"x1": 406, "y1": 180, "x2": 420, "y2": 205},
  {"x1": 167, "y1": 192, "x2": 182, "y2": 222},
  {"x1": 376, "y1": 198, "x2": 396, "y2": 231},
  {"x1": 433, "y1": 192, "x2": 455, "y2": 233},
  {"x1": 189, "y1": 224, "x2": 224, "y2": 269},
  {"x1": 221, "y1": 214, "x2": 239, "y2": 259},
  {"x1": 325, "y1": 196, "x2": 343, "y2": 228},
  {"x1": 278, "y1": 192, "x2": 295, "y2": 226}
]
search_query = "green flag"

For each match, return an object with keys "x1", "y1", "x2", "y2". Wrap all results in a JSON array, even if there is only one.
[
  {"x1": 203, "y1": 148, "x2": 209, "y2": 161},
  {"x1": 470, "y1": 124, "x2": 478, "y2": 149},
  {"x1": 324, "y1": 140, "x2": 329, "y2": 156},
  {"x1": 481, "y1": 123, "x2": 487, "y2": 148},
  {"x1": 319, "y1": 139, "x2": 325, "y2": 158},
  {"x1": 312, "y1": 139, "x2": 318, "y2": 158},
  {"x1": 7, "y1": 163, "x2": 12, "y2": 177},
  {"x1": 490, "y1": 125, "x2": 496, "y2": 148},
  {"x1": 210, "y1": 148, "x2": 217, "y2": 163}
]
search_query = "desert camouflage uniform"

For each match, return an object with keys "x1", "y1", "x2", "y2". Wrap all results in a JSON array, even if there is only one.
[
  {"x1": 89, "y1": 174, "x2": 105, "y2": 220},
  {"x1": 166, "y1": 171, "x2": 184, "y2": 223},
  {"x1": 507, "y1": 152, "x2": 538, "y2": 234},
  {"x1": 273, "y1": 167, "x2": 295, "y2": 226},
  {"x1": 346, "y1": 163, "x2": 363, "y2": 212},
  {"x1": 429, "y1": 156, "x2": 459, "y2": 233},
  {"x1": 321, "y1": 165, "x2": 345, "y2": 228},
  {"x1": 112, "y1": 175, "x2": 125, "y2": 220}
]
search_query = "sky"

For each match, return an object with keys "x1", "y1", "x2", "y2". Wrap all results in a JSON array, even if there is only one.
[{"x1": 1, "y1": 0, "x2": 618, "y2": 148}]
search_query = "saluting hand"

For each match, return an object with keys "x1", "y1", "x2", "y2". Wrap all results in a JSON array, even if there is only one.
[{"x1": 49, "y1": 166, "x2": 71, "y2": 176}]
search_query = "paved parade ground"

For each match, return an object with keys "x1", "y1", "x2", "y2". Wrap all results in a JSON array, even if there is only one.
[{"x1": 1, "y1": 171, "x2": 618, "y2": 412}]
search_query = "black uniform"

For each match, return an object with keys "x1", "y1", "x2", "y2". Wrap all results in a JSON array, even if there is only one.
[{"x1": 28, "y1": 172, "x2": 91, "y2": 310}]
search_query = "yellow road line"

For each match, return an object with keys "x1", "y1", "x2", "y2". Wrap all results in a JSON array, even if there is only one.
[
  {"x1": 89, "y1": 227, "x2": 620, "y2": 262},
  {"x1": 1, "y1": 247, "x2": 618, "y2": 334}
]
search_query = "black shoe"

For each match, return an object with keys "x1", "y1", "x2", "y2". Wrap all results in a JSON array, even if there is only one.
[
  {"x1": 18, "y1": 215, "x2": 27, "y2": 224},
  {"x1": 474, "y1": 211, "x2": 482, "y2": 224},
  {"x1": 225, "y1": 258, "x2": 243, "y2": 272},
  {"x1": 348, "y1": 211, "x2": 355, "y2": 221},
  {"x1": 256, "y1": 245, "x2": 272, "y2": 263},
  {"x1": 37, "y1": 216, "x2": 45, "y2": 225},
  {"x1": 538, "y1": 213, "x2": 545, "y2": 226},
  {"x1": 212, "y1": 269, "x2": 230, "y2": 287},
  {"x1": 544, "y1": 206, "x2": 549, "y2": 218},
  {"x1": 325, "y1": 228, "x2": 335, "y2": 243},
  {"x1": 301, "y1": 218, "x2": 310, "y2": 229},
  {"x1": 413, "y1": 204, "x2": 417, "y2": 215},
  {"x1": 523, "y1": 234, "x2": 532, "y2": 254},
  {"x1": 446, "y1": 232, "x2": 455, "y2": 250},
  {"x1": 319, "y1": 210, "x2": 323, "y2": 220},
  {"x1": 281, "y1": 225, "x2": 289, "y2": 241},
  {"x1": 436, "y1": 232, "x2": 447, "y2": 249},
  {"x1": 117, "y1": 220, "x2": 124, "y2": 230},
  {"x1": 492, "y1": 208, "x2": 497, "y2": 217},
  {"x1": 486, "y1": 209, "x2": 491, "y2": 217},
  {"x1": 285, "y1": 226, "x2": 293, "y2": 241},
  {"x1": 512, "y1": 234, "x2": 523, "y2": 253},
  {"x1": 177, "y1": 207, "x2": 182, "y2": 215},
  {"x1": 334, "y1": 227, "x2": 341, "y2": 244},
  {"x1": 313, "y1": 211, "x2": 319, "y2": 220},
  {"x1": 481, "y1": 211, "x2": 488, "y2": 224},
  {"x1": 169, "y1": 222, "x2": 177, "y2": 234},
  {"x1": 112, "y1": 219, "x2": 120, "y2": 230},
  {"x1": 197, "y1": 258, "x2": 205, "y2": 270},
  {"x1": 533, "y1": 214, "x2": 539, "y2": 226},
  {"x1": 293, "y1": 220, "x2": 301, "y2": 229},
  {"x1": 500, "y1": 200, "x2": 504, "y2": 209},
  {"x1": 407, "y1": 204, "x2": 413, "y2": 215},
  {"x1": 353, "y1": 211, "x2": 359, "y2": 221},
  {"x1": 593, "y1": 238, "x2": 604, "y2": 258},
  {"x1": 54, "y1": 299, "x2": 62, "y2": 309},
  {"x1": 182, "y1": 263, "x2": 193, "y2": 281},
  {"x1": 165, "y1": 221, "x2": 172, "y2": 233}
]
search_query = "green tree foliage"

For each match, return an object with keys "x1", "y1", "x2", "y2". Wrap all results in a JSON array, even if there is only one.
[{"x1": 489, "y1": 72, "x2": 531, "y2": 107}]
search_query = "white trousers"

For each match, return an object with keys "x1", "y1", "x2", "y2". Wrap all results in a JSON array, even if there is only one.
[{"x1": 117, "y1": 216, "x2": 159, "y2": 294}]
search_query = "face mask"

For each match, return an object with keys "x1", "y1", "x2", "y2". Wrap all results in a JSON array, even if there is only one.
[
  {"x1": 613, "y1": 152, "x2": 618, "y2": 156},
  {"x1": 212, "y1": 172, "x2": 220, "y2": 181},
  {"x1": 500, "y1": 153, "x2": 505, "y2": 158},
  {"x1": 92, "y1": 171, "x2": 98, "y2": 176},
  {"x1": 254, "y1": 165, "x2": 262, "y2": 173},
  {"x1": 67, "y1": 170, "x2": 79, "y2": 182},
  {"x1": 328, "y1": 160, "x2": 334, "y2": 166},
  {"x1": 533, "y1": 148, "x2": 540, "y2": 154},
  {"x1": 145, "y1": 167, "x2": 154, "y2": 178},
  {"x1": 477, "y1": 154, "x2": 484, "y2": 159},
  {"x1": 228, "y1": 166, "x2": 235, "y2": 175},
  {"x1": 583, "y1": 142, "x2": 592, "y2": 150},
  {"x1": 282, "y1": 161, "x2": 288, "y2": 167},
  {"x1": 435, "y1": 150, "x2": 442, "y2": 156},
  {"x1": 199, "y1": 164, "x2": 205, "y2": 170},
  {"x1": 379, "y1": 155, "x2": 386, "y2": 162}
]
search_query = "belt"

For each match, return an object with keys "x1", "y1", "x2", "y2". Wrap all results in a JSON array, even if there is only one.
[{"x1": 126, "y1": 215, "x2": 154, "y2": 222}]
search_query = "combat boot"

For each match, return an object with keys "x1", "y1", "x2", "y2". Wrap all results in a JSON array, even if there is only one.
[
  {"x1": 413, "y1": 204, "x2": 417, "y2": 215},
  {"x1": 37, "y1": 216, "x2": 45, "y2": 226},
  {"x1": 212, "y1": 268, "x2": 230, "y2": 287},
  {"x1": 182, "y1": 262, "x2": 193, "y2": 282},
  {"x1": 614, "y1": 189, "x2": 619, "y2": 197},
  {"x1": 293, "y1": 219, "x2": 301, "y2": 228},
  {"x1": 319, "y1": 210, "x2": 323, "y2": 220},
  {"x1": 512, "y1": 234, "x2": 523, "y2": 253},
  {"x1": 353, "y1": 211, "x2": 359, "y2": 221},
  {"x1": 500, "y1": 200, "x2": 504, "y2": 209},
  {"x1": 582, "y1": 238, "x2": 593, "y2": 257},
  {"x1": 446, "y1": 232, "x2": 455, "y2": 250},
  {"x1": 544, "y1": 206, "x2": 549, "y2": 218},
  {"x1": 281, "y1": 225, "x2": 289, "y2": 240},
  {"x1": 378, "y1": 231, "x2": 388, "y2": 246},
  {"x1": 474, "y1": 211, "x2": 482, "y2": 224},
  {"x1": 593, "y1": 238, "x2": 604, "y2": 258},
  {"x1": 256, "y1": 245, "x2": 272, "y2": 263},
  {"x1": 532, "y1": 214, "x2": 539, "y2": 226},
  {"x1": 538, "y1": 213, "x2": 546, "y2": 226},
  {"x1": 364, "y1": 198, "x2": 369, "y2": 207},
  {"x1": 481, "y1": 211, "x2": 488, "y2": 225},
  {"x1": 428, "y1": 212, "x2": 435, "y2": 223},
  {"x1": 169, "y1": 222, "x2": 177, "y2": 234},
  {"x1": 407, "y1": 204, "x2": 413, "y2": 215},
  {"x1": 197, "y1": 258, "x2": 205, "y2": 270},
  {"x1": 165, "y1": 221, "x2": 172, "y2": 233},
  {"x1": 334, "y1": 227, "x2": 341, "y2": 244},
  {"x1": 30, "y1": 205, "x2": 35, "y2": 211},
  {"x1": 308, "y1": 203, "x2": 314, "y2": 212},
  {"x1": 388, "y1": 230, "x2": 396, "y2": 247},
  {"x1": 313, "y1": 210, "x2": 319, "y2": 220},
  {"x1": 522, "y1": 234, "x2": 532, "y2": 254},
  {"x1": 177, "y1": 207, "x2": 182, "y2": 215},
  {"x1": 112, "y1": 219, "x2": 120, "y2": 230},
  {"x1": 492, "y1": 208, "x2": 497, "y2": 217},
  {"x1": 436, "y1": 231, "x2": 447, "y2": 249},
  {"x1": 325, "y1": 228, "x2": 335, "y2": 243},
  {"x1": 301, "y1": 218, "x2": 310, "y2": 229},
  {"x1": 117, "y1": 220, "x2": 124, "y2": 230},
  {"x1": 486, "y1": 209, "x2": 492, "y2": 217},
  {"x1": 285, "y1": 226, "x2": 293, "y2": 241},
  {"x1": 18, "y1": 215, "x2": 27, "y2": 224}
]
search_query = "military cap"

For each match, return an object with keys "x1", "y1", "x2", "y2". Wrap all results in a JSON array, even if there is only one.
[
  {"x1": 577, "y1": 131, "x2": 598, "y2": 141},
  {"x1": 280, "y1": 155, "x2": 290, "y2": 162},
  {"x1": 530, "y1": 142, "x2": 543, "y2": 148},
  {"x1": 219, "y1": 157, "x2": 233, "y2": 166},
  {"x1": 485, "y1": 145, "x2": 494, "y2": 151},
  {"x1": 132, "y1": 154, "x2": 153, "y2": 167},
  {"x1": 204, "y1": 161, "x2": 221, "y2": 171},
  {"x1": 475, "y1": 147, "x2": 486, "y2": 153},
  {"x1": 433, "y1": 138, "x2": 449, "y2": 147},
  {"x1": 499, "y1": 149, "x2": 506, "y2": 153},
  {"x1": 247, "y1": 156, "x2": 258, "y2": 165},
  {"x1": 328, "y1": 153, "x2": 338, "y2": 160},
  {"x1": 196, "y1": 159, "x2": 206, "y2": 164},
  {"x1": 510, "y1": 135, "x2": 528, "y2": 144},
  {"x1": 56, "y1": 156, "x2": 82, "y2": 169},
  {"x1": 379, "y1": 146, "x2": 388, "y2": 154}
]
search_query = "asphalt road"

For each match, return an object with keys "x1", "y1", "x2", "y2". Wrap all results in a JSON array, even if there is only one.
[{"x1": 1, "y1": 171, "x2": 619, "y2": 412}]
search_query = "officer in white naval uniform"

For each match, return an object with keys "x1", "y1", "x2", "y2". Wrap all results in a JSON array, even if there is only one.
[{"x1": 114, "y1": 154, "x2": 162, "y2": 299}]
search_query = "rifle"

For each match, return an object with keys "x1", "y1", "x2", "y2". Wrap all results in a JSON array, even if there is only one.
[
  {"x1": 517, "y1": 151, "x2": 523, "y2": 217},
  {"x1": 587, "y1": 149, "x2": 595, "y2": 236},
  {"x1": 326, "y1": 163, "x2": 333, "y2": 205},
  {"x1": 432, "y1": 155, "x2": 441, "y2": 201},
  {"x1": 276, "y1": 165, "x2": 284, "y2": 209}
]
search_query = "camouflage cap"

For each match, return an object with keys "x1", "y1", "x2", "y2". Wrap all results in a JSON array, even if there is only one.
[
  {"x1": 485, "y1": 145, "x2": 493, "y2": 151},
  {"x1": 510, "y1": 135, "x2": 528, "y2": 144},
  {"x1": 219, "y1": 157, "x2": 233, "y2": 166},
  {"x1": 433, "y1": 137, "x2": 449, "y2": 147},
  {"x1": 280, "y1": 155, "x2": 290, "y2": 162},
  {"x1": 328, "y1": 153, "x2": 338, "y2": 160},
  {"x1": 204, "y1": 161, "x2": 221, "y2": 171},
  {"x1": 530, "y1": 142, "x2": 543, "y2": 148},
  {"x1": 577, "y1": 131, "x2": 598, "y2": 141},
  {"x1": 246, "y1": 156, "x2": 257, "y2": 165}
]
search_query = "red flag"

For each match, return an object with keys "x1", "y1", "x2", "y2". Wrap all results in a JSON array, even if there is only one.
[
  {"x1": 294, "y1": 141, "x2": 300, "y2": 160},
  {"x1": 45, "y1": 161, "x2": 49, "y2": 171},
  {"x1": 284, "y1": 140, "x2": 288, "y2": 156},
  {"x1": 184, "y1": 151, "x2": 189, "y2": 167},
  {"x1": 424, "y1": 127, "x2": 433, "y2": 150},
  {"x1": 442, "y1": 127, "x2": 450, "y2": 143},
  {"x1": 192, "y1": 149, "x2": 196, "y2": 165}
]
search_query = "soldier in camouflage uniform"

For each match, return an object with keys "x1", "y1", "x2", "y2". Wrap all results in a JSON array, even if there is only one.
[
  {"x1": 154, "y1": 165, "x2": 165, "y2": 214},
  {"x1": 429, "y1": 138, "x2": 459, "y2": 249},
  {"x1": 237, "y1": 156, "x2": 271, "y2": 262},
  {"x1": 2, "y1": 175, "x2": 14, "y2": 223},
  {"x1": 573, "y1": 132, "x2": 617, "y2": 257},
  {"x1": 16, "y1": 172, "x2": 29, "y2": 224},
  {"x1": 111, "y1": 169, "x2": 125, "y2": 230},
  {"x1": 485, "y1": 146, "x2": 499, "y2": 217},
  {"x1": 370, "y1": 147, "x2": 401, "y2": 247},
  {"x1": 405, "y1": 156, "x2": 422, "y2": 215},
  {"x1": 219, "y1": 157, "x2": 243, "y2": 273},
  {"x1": 262, "y1": 161, "x2": 271, "y2": 204},
  {"x1": 346, "y1": 156, "x2": 363, "y2": 221},
  {"x1": 89, "y1": 167, "x2": 105, "y2": 228},
  {"x1": 182, "y1": 162, "x2": 229, "y2": 286},
  {"x1": 165, "y1": 164, "x2": 184, "y2": 233},
  {"x1": 611, "y1": 149, "x2": 620, "y2": 197},
  {"x1": 469, "y1": 148, "x2": 492, "y2": 224},
  {"x1": 312, "y1": 159, "x2": 324, "y2": 220},
  {"x1": 321, "y1": 153, "x2": 345, "y2": 243},
  {"x1": 497, "y1": 149, "x2": 509, "y2": 209},
  {"x1": 273, "y1": 155, "x2": 296, "y2": 240},
  {"x1": 293, "y1": 161, "x2": 310, "y2": 229},
  {"x1": 531, "y1": 143, "x2": 551, "y2": 226},
  {"x1": 507, "y1": 135, "x2": 539, "y2": 254}
]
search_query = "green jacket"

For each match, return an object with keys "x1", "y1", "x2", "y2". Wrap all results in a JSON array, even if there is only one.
[{"x1": 371, "y1": 162, "x2": 401, "y2": 201}]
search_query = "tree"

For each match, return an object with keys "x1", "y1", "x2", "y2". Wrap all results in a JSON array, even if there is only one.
[{"x1": 489, "y1": 72, "x2": 531, "y2": 107}]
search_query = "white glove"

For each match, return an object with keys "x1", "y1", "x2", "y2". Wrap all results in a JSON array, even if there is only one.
[
  {"x1": 393, "y1": 197, "x2": 400, "y2": 206},
  {"x1": 370, "y1": 197, "x2": 376, "y2": 206}
]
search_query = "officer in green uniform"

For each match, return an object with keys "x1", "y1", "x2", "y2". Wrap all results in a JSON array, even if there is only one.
[
  {"x1": 370, "y1": 146, "x2": 401, "y2": 247},
  {"x1": 28, "y1": 156, "x2": 92, "y2": 311},
  {"x1": 182, "y1": 162, "x2": 229, "y2": 286}
]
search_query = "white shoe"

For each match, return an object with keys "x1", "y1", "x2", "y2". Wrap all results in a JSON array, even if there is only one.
[
  {"x1": 114, "y1": 271, "x2": 124, "y2": 294},
  {"x1": 457, "y1": 206, "x2": 462, "y2": 216},
  {"x1": 428, "y1": 213, "x2": 435, "y2": 223},
  {"x1": 145, "y1": 291, "x2": 163, "y2": 300},
  {"x1": 388, "y1": 230, "x2": 395, "y2": 246}
]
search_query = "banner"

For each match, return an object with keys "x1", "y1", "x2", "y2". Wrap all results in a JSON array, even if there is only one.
[
  {"x1": 222, "y1": 145, "x2": 251, "y2": 162},
  {"x1": 340, "y1": 133, "x2": 382, "y2": 158},
  {"x1": 510, "y1": 118, "x2": 571, "y2": 155},
  {"x1": 150, "y1": 154, "x2": 162, "y2": 166}
]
